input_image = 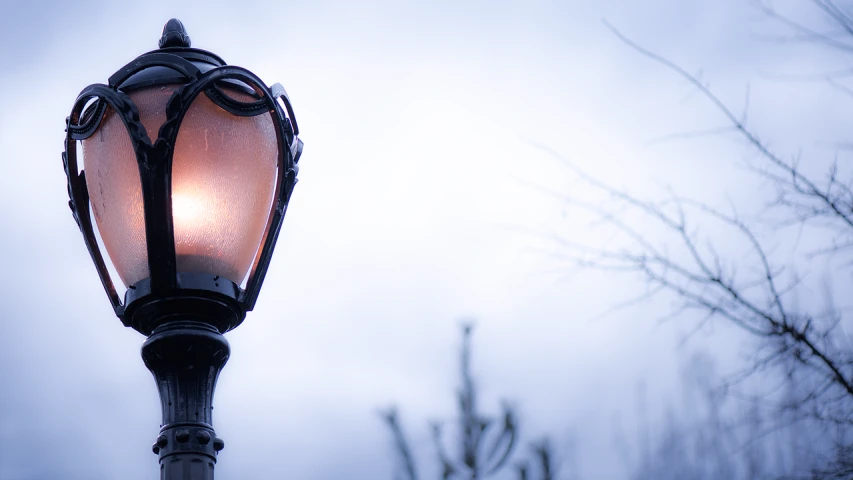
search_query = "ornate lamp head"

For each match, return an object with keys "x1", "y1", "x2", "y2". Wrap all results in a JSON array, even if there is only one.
[{"x1": 63, "y1": 18, "x2": 303, "y2": 335}]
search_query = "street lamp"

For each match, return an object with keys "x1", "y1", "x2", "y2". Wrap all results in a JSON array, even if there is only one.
[{"x1": 61, "y1": 19, "x2": 302, "y2": 479}]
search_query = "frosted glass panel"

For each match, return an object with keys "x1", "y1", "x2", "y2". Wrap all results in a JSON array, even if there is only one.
[
  {"x1": 83, "y1": 85, "x2": 178, "y2": 287},
  {"x1": 83, "y1": 83, "x2": 276, "y2": 287},
  {"x1": 83, "y1": 106, "x2": 148, "y2": 287},
  {"x1": 171, "y1": 87, "x2": 277, "y2": 283}
]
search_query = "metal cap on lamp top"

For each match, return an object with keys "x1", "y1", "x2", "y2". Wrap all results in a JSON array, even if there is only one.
[{"x1": 62, "y1": 19, "x2": 303, "y2": 479}]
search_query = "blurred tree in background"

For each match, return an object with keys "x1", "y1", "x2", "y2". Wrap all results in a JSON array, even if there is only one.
[
  {"x1": 615, "y1": 352, "x2": 812, "y2": 479},
  {"x1": 382, "y1": 2, "x2": 853, "y2": 477},
  {"x1": 534, "y1": 1, "x2": 853, "y2": 477},
  {"x1": 381, "y1": 324, "x2": 560, "y2": 480}
]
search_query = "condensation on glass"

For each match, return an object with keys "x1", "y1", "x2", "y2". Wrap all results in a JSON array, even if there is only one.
[{"x1": 83, "y1": 84, "x2": 278, "y2": 288}]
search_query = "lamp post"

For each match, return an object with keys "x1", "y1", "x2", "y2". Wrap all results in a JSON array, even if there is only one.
[{"x1": 61, "y1": 19, "x2": 302, "y2": 480}]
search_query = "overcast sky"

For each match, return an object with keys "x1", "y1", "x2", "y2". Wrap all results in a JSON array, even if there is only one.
[{"x1": 0, "y1": 1, "x2": 849, "y2": 479}]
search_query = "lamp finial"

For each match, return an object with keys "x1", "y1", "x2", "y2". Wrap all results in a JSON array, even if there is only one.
[{"x1": 159, "y1": 18, "x2": 191, "y2": 48}]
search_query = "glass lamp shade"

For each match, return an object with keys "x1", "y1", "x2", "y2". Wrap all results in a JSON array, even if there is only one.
[{"x1": 83, "y1": 84, "x2": 278, "y2": 288}]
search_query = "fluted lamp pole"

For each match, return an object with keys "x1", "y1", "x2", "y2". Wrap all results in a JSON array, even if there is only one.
[{"x1": 62, "y1": 19, "x2": 303, "y2": 480}]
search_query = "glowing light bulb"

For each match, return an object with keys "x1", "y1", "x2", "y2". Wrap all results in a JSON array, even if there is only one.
[{"x1": 171, "y1": 192, "x2": 206, "y2": 230}]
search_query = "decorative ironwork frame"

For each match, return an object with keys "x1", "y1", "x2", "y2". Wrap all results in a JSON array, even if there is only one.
[{"x1": 62, "y1": 20, "x2": 302, "y2": 336}]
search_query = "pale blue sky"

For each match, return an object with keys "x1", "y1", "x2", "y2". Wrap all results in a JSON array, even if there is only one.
[{"x1": 0, "y1": 1, "x2": 849, "y2": 479}]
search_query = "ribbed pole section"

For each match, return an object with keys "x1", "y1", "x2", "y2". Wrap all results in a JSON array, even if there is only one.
[{"x1": 142, "y1": 321, "x2": 229, "y2": 480}]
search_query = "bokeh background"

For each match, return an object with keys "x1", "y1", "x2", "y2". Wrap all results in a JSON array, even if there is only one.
[{"x1": 1, "y1": 1, "x2": 848, "y2": 478}]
